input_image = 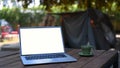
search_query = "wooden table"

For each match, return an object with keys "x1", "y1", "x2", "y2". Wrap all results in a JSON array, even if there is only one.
[{"x1": 0, "y1": 49, "x2": 118, "y2": 68}]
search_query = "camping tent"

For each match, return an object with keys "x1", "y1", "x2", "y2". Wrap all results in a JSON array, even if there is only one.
[{"x1": 61, "y1": 8, "x2": 116, "y2": 50}]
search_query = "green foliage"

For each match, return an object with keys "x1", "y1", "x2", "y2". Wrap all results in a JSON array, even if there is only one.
[
  {"x1": 0, "y1": 8, "x2": 45, "y2": 30},
  {"x1": 0, "y1": 0, "x2": 120, "y2": 30},
  {"x1": 50, "y1": 4, "x2": 80, "y2": 13}
]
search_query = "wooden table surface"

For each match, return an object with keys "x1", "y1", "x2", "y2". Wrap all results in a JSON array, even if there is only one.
[{"x1": 0, "y1": 49, "x2": 118, "y2": 68}]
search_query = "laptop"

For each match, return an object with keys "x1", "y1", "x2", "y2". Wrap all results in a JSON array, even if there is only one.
[{"x1": 19, "y1": 26, "x2": 77, "y2": 65}]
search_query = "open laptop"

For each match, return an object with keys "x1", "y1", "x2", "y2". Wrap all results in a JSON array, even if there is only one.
[{"x1": 19, "y1": 26, "x2": 77, "y2": 65}]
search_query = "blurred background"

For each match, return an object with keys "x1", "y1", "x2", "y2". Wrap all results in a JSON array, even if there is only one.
[
  {"x1": 0, "y1": 0, "x2": 120, "y2": 31},
  {"x1": 0, "y1": 0, "x2": 120, "y2": 43}
]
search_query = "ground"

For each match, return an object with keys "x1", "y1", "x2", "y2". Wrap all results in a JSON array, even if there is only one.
[{"x1": 0, "y1": 36, "x2": 19, "y2": 50}]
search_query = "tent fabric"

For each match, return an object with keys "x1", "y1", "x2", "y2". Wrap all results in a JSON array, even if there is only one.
[{"x1": 61, "y1": 8, "x2": 116, "y2": 50}]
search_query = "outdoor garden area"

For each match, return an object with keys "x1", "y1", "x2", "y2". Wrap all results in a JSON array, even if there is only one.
[
  {"x1": 0, "y1": 0, "x2": 120, "y2": 68},
  {"x1": 0, "y1": 0, "x2": 120, "y2": 30},
  {"x1": 0, "y1": 0, "x2": 120, "y2": 46}
]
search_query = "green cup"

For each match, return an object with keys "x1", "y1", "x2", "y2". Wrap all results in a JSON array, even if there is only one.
[{"x1": 81, "y1": 45, "x2": 92, "y2": 55}]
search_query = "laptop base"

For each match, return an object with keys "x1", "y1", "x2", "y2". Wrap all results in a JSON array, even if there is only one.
[{"x1": 21, "y1": 53, "x2": 77, "y2": 65}]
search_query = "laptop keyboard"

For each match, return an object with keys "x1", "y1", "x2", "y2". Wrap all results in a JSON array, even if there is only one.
[{"x1": 25, "y1": 53, "x2": 66, "y2": 60}]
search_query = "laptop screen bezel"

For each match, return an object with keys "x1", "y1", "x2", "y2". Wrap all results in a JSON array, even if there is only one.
[{"x1": 19, "y1": 26, "x2": 66, "y2": 56}]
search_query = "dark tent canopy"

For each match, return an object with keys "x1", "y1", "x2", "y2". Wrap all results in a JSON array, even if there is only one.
[{"x1": 61, "y1": 8, "x2": 116, "y2": 50}]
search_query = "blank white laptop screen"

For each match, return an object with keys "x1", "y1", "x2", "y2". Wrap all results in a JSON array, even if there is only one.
[{"x1": 20, "y1": 27, "x2": 64, "y2": 55}]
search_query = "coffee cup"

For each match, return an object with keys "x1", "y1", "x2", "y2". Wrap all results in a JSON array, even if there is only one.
[{"x1": 81, "y1": 45, "x2": 92, "y2": 55}]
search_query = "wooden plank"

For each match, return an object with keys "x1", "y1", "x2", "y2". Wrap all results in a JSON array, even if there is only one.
[
  {"x1": 0, "y1": 49, "x2": 107, "y2": 68},
  {"x1": 61, "y1": 50, "x2": 105, "y2": 68},
  {"x1": 22, "y1": 50, "x2": 105, "y2": 68},
  {"x1": 0, "y1": 54, "x2": 20, "y2": 66},
  {"x1": 0, "y1": 48, "x2": 74, "y2": 68},
  {"x1": 2, "y1": 60, "x2": 24, "y2": 68},
  {"x1": 1, "y1": 49, "x2": 77, "y2": 68},
  {"x1": 82, "y1": 50, "x2": 118, "y2": 68},
  {"x1": 22, "y1": 49, "x2": 86, "y2": 68},
  {"x1": 0, "y1": 51, "x2": 19, "y2": 58}
]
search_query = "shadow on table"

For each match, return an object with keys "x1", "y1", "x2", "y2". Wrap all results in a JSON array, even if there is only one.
[{"x1": 1, "y1": 43, "x2": 20, "y2": 51}]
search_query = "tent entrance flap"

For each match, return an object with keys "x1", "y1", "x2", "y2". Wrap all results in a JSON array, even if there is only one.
[{"x1": 61, "y1": 8, "x2": 116, "y2": 50}]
